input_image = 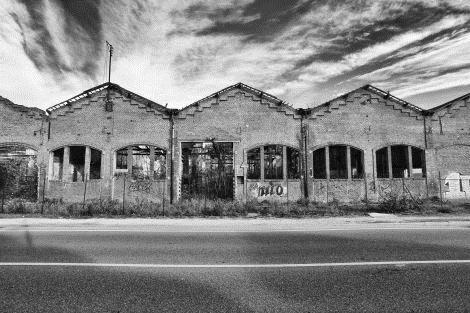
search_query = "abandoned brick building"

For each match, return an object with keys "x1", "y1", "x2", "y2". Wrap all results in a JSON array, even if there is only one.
[{"x1": 0, "y1": 82, "x2": 469, "y2": 204}]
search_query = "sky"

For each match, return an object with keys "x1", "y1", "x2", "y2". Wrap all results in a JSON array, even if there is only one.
[{"x1": 1, "y1": 0, "x2": 470, "y2": 111}]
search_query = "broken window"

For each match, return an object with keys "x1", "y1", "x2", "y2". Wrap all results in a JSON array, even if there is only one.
[
  {"x1": 376, "y1": 147, "x2": 388, "y2": 178},
  {"x1": 411, "y1": 147, "x2": 426, "y2": 177},
  {"x1": 50, "y1": 146, "x2": 102, "y2": 182},
  {"x1": 90, "y1": 148, "x2": 102, "y2": 179},
  {"x1": 264, "y1": 145, "x2": 283, "y2": 180},
  {"x1": 132, "y1": 145, "x2": 151, "y2": 177},
  {"x1": 116, "y1": 149, "x2": 128, "y2": 170},
  {"x1": 313, "y1": 145, "x2": 364, "y2": 179},
  {"x1": 70, "y1": 146, "x2": 85, "y2": 182},
  {"x1": 115, "y1": 145, "x2": 166, "y2": 179},
  {"x1": 287, "y1": 147, "x2": 301, "y2": 179},
  {"x1": 329, "y1": 145, "x2": 347, "y2": 179},
  {"x1": 350, "y1": 147, "x2": 364, "y2": 179},
  {"x1": 247, "y1": 147, "x2": 260, "y2": 179},
  {"x1": 52, "y1": 148, "x2": 64, "y2": 180},
  {"x1": 246, "y1": 145, "x2": 300, "y2": 180},
  {"x1": 313, "y1": 147, "x2": 326, "y2": 179},
  {"x1": 375, "y1": 145, "x2": 426, "y2": 178},
  {"x1": 391, "y1": 145, "x2": 409, "y2": 178}
]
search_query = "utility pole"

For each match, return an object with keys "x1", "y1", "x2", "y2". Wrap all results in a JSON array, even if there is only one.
[{"x1": 106, "y1": 41, "x2": 113, "y2": 83}]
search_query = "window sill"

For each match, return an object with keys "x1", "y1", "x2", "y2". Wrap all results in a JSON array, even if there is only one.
[{"x1": 376, "y1": 177, "x2": 426, "y2": 180}]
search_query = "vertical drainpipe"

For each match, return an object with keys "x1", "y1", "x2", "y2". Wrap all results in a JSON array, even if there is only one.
[
  {"x1": 300, "y1": 109, "x2": 309, "y2": 199},
  {"x1": 169, "y1": 110, "x2": 175, "y2": 204}
]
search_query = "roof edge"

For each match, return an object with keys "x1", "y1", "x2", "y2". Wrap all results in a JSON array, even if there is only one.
[
  {"x1": 178, "y1": 82, "x2": 296, "y2": 114},
  {"x1": 307, "y1": 84, "x2": 425, "y2": 114},
  {"x1": 0, "y1": 95, "x2": 46, "y2": 116},
  {"x1": 46, "y1": 82, "x2": 168, "y2": 114}
]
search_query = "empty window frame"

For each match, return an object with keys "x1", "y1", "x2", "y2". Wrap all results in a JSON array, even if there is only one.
[
  {"x1": 90, "y1": 148, "x2": 102, "y2": 179},
  {"x1": 264, "y1": 145, "x2": 283, "y2": 180},
  {"x1": 247, "y1": 147, "x2": 261, "y2": 179},
  {"x1": 51, "y1": 146, "x2": 102, "y2": 181},
  {"x1": 411, "y1": 147, "x2": 426, "y2": 177},
  {"x1": 329, "y1": 145, "x2": 347, "y2": 179},
  {"x1": 52, "y1": 148, "x2": 64, "y2": 180},
  {"x1": 312, "y1": 145, "x2": 364, "y2": 179},
  {"x1": 70, "y1": 146, "x2": 85, "y2": 182},
  {"x1": 246, "y1": 145, "x2": 300, "y2": 180},
  {"x1": 115, "y1": 145, "x2": 166, "y2": 179},
  {"x1": 287, "y1": 146, "x2": 301, "y2": 179},
  {"x1": 375, "y1": 145, "x2": 426, "y2": 178},
  {"x1": 312, "y1": 147, "x2": 326, "y2": 179}
]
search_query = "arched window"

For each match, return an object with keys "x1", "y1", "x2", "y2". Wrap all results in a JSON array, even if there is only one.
[
  {"x1": 312, "y1": 145, "x2": 364, "y2": 179},
  {"x1": 115, "y1": 145, "x2": 166, "y2": 179},
  {"x1": 51, "y1": 146, "x2": 102, "y2": 182},
  {"x1": 376, "y1": 145, "x2": 426, "y2": 178},
  {"x1": 246, "y1": 145, "x2": 300, "y2": 180}
]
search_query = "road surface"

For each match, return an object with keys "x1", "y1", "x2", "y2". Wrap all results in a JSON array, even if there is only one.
[{"x1": 0, "y1": 221, "x2": 469, "y2": 312}]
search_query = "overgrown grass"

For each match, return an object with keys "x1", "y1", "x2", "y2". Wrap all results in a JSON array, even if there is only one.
[{"x1": 0, "y1": 196, "x2": 468, "y2": 218}]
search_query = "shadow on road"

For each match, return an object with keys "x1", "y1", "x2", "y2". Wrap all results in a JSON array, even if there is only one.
[{"x1": 0, "y1": 231, "x2": 256, "y2": 313}]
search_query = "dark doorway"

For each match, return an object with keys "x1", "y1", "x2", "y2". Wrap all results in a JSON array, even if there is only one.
[{"x1": 181, "y1": 142, "x2": 234, "y2": 200}]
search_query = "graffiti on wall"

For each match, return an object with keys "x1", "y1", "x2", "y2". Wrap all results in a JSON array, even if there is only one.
[
  {"x1": 128, "y1": 180, "x2": 152, "y2": 193},
  {"x1": 444, "y1": 172, "x2": 470, "y2": 199},
  {"x1": 248, "y1": 182, "x2": 287, "y2": 198}
]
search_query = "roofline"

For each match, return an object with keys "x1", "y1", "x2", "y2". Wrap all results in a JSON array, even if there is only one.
[
  {"x1": 46, "y1": 82, "x2": 168, "y2": 114},
  {"x1": 0, "y1": 96, "x2": 46, "y2": 116},
  {"x1": 426, "y1": 92, "x2": 470, "y2": 113},
  {"x1": 178, "y1": 82, "x2": 295, "y2": 113},
  {"x1": 307, "y1": 84, "x2": 425, "y2": 114}
]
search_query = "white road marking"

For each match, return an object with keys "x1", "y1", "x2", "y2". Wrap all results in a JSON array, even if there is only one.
[
  {"x1": 0, "y1": 227, "x2": 468, "y2": 233},
  {"x1": 0, "y1": 260, "x2": 469, "y2": 268}
]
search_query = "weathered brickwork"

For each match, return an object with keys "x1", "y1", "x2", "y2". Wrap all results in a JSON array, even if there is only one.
[
  {"x1": 0, "y1": 82, "x2": 469, "y2": 204},
  {"x1": 426, "y1": 96, "x2": 470, "y2": 199},
  {"x1": 0, "y1": 97, "x2": 47, "y2": 200},
  {"x1": 174, "y1": 84, "x2": 303, "y2": 202},
  {"x1": 44, "y1": 84, "x2": 171, "y2": 203},
  {"x1": 304, "y1": 87, "x2": 427, "y2": 202}
]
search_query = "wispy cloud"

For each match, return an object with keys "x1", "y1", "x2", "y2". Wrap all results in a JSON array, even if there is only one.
[{"x1": 1, "y1": 0, "x2": 470, "y2": 109}]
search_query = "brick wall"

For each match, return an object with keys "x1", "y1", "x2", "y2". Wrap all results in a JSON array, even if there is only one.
[
  {"x1": 0, "y1": 97, "x2": 47, "y2": 200},
  {"x1": 1, "y1": 83, "x2": 469, "y2": 204},
  {"x1": 304, "y1": 88, "x2": 427, "y2": 202},
  {"x1": 173, "y1": 85, "x2": 303, "y2": 202},
  {"x1": 45, "y1": 87, "x2": 171, "y2": 202},
  {"x1": 426, "y1": 98, "x2": 470, "y2": 199}
]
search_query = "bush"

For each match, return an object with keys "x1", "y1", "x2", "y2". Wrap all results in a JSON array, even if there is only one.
[
  {"x1": 377, "y1": 195, "x2": 422, "y2": 213},
  {"x1": 1, "y1": 195, "x2": 465, "y2": 217}
]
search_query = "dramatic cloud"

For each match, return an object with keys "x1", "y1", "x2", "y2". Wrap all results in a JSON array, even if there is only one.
[{"x1": 1, "y1": 0, "x2": 470, "y2": 109}]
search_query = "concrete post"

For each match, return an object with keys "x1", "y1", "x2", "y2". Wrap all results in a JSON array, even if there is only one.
[
  {"x1": 346, "y1": 145, "x2": 351, "y2": 180},
  {"x1": 407, "y1": 145, "x2": 413, "y2": 178},
  {"x1": 260, "y1": 146, "x2": 265, "y2": 181},
  {"x1": 63, "y1": 146, "x2": 70, "y2": 182},
  {"x1": 84, "y1": 146, "x2": 91, "y2": 181},
  {"x1": 387, "y1": 146, "x2": 393, "y2": 179},
  {"x1": 149, "y1": 146, "x2": 155, "y2": 178},
  {"x1": 325, "y1": 145, "x2": 330, "y2": 180}
]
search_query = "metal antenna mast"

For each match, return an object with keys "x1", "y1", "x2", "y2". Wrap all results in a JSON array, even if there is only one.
[{"x1": 106, "y1": 41, "x2": 113, "y2": 83}]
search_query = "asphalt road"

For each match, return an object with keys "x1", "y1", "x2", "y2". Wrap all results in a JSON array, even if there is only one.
[{"x1": 0, "y1": 225, "x2": 469, "y2": 312}]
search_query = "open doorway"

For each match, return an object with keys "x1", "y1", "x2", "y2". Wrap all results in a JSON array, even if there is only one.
[{"x1": 181, "y1": 141, "x2": 234, "y2": 200}]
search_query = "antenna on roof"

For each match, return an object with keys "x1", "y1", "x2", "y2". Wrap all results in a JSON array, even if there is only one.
[{"x1": 106, "y1": 41, "x2": 114, "y2": 83}]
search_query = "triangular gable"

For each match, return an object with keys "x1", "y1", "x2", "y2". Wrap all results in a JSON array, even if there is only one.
[
  {"x1": 177, "y1": 82, "x2": 301, "y2": 119},
  {"x1": 306, "y1": 85, "x2": 425, "y2": 120},
  {"x1": 46, "y1": 83, "x2": 169, "y2": 118},
  {"x1": 427, "y1": 92, "x2": 470, "y2": 120},
  {"x1": 0, "y1": 96, "x2": 45, "y2": 120}
]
